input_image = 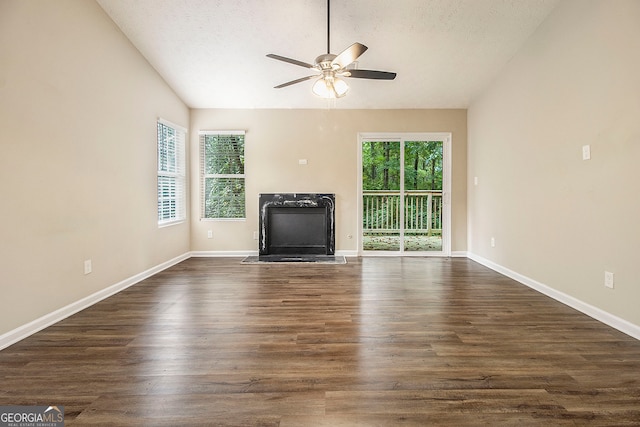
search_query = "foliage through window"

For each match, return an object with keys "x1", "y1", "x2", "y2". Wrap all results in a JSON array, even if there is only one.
[
  {"x1": 157, "y1": 119, "x2": 186, "y2": 225},
  {"x1": 362, "y1": 140, "x2": 442, "y2": 191},
  {"x1": 200, "y1": 131, "x2": 246, "y2": 219}
]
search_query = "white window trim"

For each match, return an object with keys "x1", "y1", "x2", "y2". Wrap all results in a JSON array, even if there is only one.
[{"x1": 199, "y1": 130, "x2": 246, "y2": 221}]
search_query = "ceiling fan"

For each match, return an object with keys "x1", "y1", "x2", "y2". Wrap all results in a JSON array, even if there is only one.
[{"x1": 266, "y1": 0, "x2": 397, "y2": 99}]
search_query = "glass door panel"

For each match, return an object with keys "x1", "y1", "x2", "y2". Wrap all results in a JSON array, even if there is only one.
[
  {"x1": 403, "y1": 141, "x2": 443, "y2": 252},
  {"x1": 362, "y1": 140, "x2": 401, "y2": 252}
]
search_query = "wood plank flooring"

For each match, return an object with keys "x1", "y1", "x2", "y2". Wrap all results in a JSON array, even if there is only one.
[{"x1": 1, "y1": 257, "x2": 639, "y2": 425}]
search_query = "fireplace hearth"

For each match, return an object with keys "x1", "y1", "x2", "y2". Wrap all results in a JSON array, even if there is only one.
[{"x1": 259, "y1": 193, "x2": 335, "y2": 259}]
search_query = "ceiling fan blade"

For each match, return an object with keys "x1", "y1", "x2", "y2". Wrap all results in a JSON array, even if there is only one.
[
  {"x1": 345, "y1": 69, "x2": 397, "y2": 80},
  {"x1": 331, "y1": 43, "x2": 368, "y2": 69},
  {"x1": 274, "y1": 75, "x2": 318, "y2": 89},
  {"x1": 266, "y1": 54, "x2": 315, "y2": 69}
]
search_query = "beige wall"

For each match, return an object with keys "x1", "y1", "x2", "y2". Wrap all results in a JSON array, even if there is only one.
[
  {"x1": 190, "y1": 109, "x2": 467, "y2": 254},
  {"x1": 468, "y1": 0, "x2": 640, "y2": 326},
  {"x1": 0, "y1": 1, "x2": 189, "y2": 335}
]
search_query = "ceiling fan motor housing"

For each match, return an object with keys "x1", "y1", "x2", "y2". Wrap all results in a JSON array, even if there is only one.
[{"x1": 315, "y1": 54, "x2": 339, "y2": 71}]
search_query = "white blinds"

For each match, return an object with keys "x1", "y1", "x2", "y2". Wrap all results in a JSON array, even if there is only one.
[{"x1": 157, "y1": 120, "x2": 186, "y2": 224}]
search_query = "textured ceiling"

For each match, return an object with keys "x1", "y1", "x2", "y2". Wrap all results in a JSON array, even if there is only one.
[{"x1": 96, "y1": 0, "x2": 560, "y2": 109}]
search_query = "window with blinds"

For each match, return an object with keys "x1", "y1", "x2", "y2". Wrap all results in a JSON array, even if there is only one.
[
  {"x1": 157, "y1": 119, "x2": 186, "y2": 225},
  {"x1": 200, "y1": 131, "x2": 246, "y2": 219}
]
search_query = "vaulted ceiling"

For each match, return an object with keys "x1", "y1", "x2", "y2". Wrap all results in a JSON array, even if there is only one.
[{"x1": 97, "y1": 0, "x2": 560, "y2": 109}]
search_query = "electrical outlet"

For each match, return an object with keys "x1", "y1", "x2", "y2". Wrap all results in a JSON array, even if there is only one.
[
  {"x1": 582, "y1": 145, "x2": 591, "y2": 160},
  {"x1": 207, "y1": 230, "x2": 213, "y2": 239},
  {"x1": 84, "y1": 259, "x2": 92, "y2": 275},
  {"x1": 474, "y1": 176, "x2": 478, "y2": 186},
  {"x1": 604, "y1": 271, "x2": 614, "y2": 289},
  {"x1": 253, "y1": 231, "x2": 258, "y2": 240},
  {"x1": 490, "y1": 237, "x2": 495, "y2": 247}
]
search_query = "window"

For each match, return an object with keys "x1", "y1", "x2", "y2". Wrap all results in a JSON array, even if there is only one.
[
  {"x1": 200, "y1": 131, "x2": 246, "y2": 219},
  {"x1": 157, "y1": 119, "x2": 186, "y2": 225}
]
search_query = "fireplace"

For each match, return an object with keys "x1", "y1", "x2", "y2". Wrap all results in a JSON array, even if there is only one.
[{"x1": 259, "y1": 193, "x2": 335, "y2": 258}]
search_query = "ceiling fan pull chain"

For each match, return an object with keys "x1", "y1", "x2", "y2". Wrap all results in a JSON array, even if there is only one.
[{"x1": 327, "y1": 0, "x2": 330, "y2": 54}]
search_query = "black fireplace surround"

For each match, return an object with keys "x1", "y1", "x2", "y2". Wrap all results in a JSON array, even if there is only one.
[{"x1": 259, "y1": 193, "x2": 335, "y2": 258}]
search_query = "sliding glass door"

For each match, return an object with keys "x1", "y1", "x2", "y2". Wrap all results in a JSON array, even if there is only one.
[{"x1": 359, "y1": 133, "x2": 450, "y2": 255}]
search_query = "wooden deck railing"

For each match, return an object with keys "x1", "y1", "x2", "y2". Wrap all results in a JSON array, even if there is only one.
[{"x1": 363, "y1": 190, "x2": 442, "y2": 235}]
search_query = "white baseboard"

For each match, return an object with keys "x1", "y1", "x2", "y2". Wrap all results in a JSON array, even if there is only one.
[
  {"x1": 190, "y1": 250, "x2": 460, "y2": 258},
  {"x1": 190, "y1": 250, "x2": 257, "y2": 257},
  {"x1": 468, "y1": 252, "x2": 640, "y2": 341},
  {"x1": 337, "y1": 250, "x2": 359, "y2": 257},
  {"x1": 450, "y1": 251, "x2": 469, "y2": 258},
  {"x1": 0, "y1": 252, "x2": 190, "y2": 351},
  {"x1": 190, "y1": 250, "x2": 360, "y2": 258}
]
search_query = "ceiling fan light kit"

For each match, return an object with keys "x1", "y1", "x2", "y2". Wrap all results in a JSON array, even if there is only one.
[
  {"x1": 267, "y1": 0, "x2": 396, "y2": 100},
  {"x1": 312, "y1": 76, "x2": 349, "y2": 98}
]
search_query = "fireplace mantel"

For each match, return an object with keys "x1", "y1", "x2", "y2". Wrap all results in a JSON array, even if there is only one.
[{"x1": 259, "y1": 193, "x2": 335, "y2": 258}]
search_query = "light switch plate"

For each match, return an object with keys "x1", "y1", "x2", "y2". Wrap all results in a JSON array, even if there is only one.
[{"x1": 604, "y1": 271, "x2": 614, "y2": 289}]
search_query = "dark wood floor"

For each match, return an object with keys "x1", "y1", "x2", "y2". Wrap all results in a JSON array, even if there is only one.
[{"x1": 1, "y1": 257, "x2": 639, "y2": 426}]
